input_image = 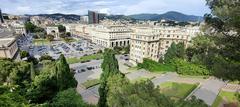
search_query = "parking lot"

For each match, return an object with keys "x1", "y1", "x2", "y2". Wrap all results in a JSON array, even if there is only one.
[{"x1": 17, "y1": 35, "x2": 104, "y2": 59}]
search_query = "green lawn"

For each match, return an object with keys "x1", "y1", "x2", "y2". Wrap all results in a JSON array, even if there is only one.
[
  {"x1": 63, "y1": 38, "x2": 78, "y2": 43},
  {"x1": 67, "y1": 53, "x2": 103, "y2": 64},
  {"x1": 179, "y1": 75, "x2": 209, "y2": 79},
  {"x1": 138, "y1": 59, "x2": 176, "y2": 73},
  {"x1": 33, "y1": 39, "x2": 50, "y2": 46},
  {"x1": 159, "y1": 82, "x2": 198, "y2": 100},
  {"x1": 151, "y1": 64, "x2": 176, "y2": 73},
  {"x1": 212, "y1": 91, "x2": 239, "y2": 107},
  {"x1": 127, "y1": 66, "x2": 139, "y2": 72},
  {"x1": 81, "y1": 79, "x2": 100, "y2": 89}
]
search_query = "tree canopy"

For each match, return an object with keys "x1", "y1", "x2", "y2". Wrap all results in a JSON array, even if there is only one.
[{"x1": 98, "y1": 49, "x2": 123, "y2": 107}]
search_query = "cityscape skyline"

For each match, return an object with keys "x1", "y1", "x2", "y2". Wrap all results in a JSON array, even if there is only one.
[{"x1": 0, "y1": 0, "x2": 210, "y2": 16}]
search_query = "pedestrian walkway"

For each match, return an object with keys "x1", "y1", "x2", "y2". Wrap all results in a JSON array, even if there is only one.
[
  {"x1": 126, "y1": 69, "x2": 156, "y2": 80},
  {"x1": 222, "y1": 84, "x2": 240, "y2": 92},
  {"x1": 191, "y1": 79, "x2": 226, "y2": 106},
  {"x1": 151, "y1": 72, "x2": 178, "y2": 86},
  {"x1": 77, "y1": 85, "x2": 99, "y2": 105}
]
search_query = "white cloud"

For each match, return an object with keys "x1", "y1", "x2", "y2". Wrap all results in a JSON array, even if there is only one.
[
  {"x1": 0, "y1": 0, "x2": 210, "y2": 16},
  {"x1": 16, "y1": 6, "x2": 30, "y2": 13},
  {"x1": 99, "y1": 8, "x2": 111, "y2": 15}
]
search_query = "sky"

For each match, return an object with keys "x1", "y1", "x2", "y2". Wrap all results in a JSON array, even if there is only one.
[{"x1": 0, "y1": 0, "x2": 211, "y2": 16}]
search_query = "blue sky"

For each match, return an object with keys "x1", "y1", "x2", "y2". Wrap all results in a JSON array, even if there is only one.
[{"x1": 0, "y1": 0, "x2": 211, "y2": 16}]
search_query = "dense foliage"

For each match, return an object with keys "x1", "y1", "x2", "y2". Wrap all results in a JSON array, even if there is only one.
[
  {"x1": 0, "y1": 55, "x2": 84, "y2": 107},
  {"x1": 173, "y1": 59, "x2": 210, "y2": 76},
  {"x1": 98, "y1": 49, "x2": 123, "y2": 107},
  {"x1": 50, "y1": 88, "x2": 90, "y2": 107},
  {"x1": 24, "y1": 22, "x2": 45, "y2": 33},
  {"x1": 58, "y1": 25, "x2": 66, "y2": 33},
  {"x1": 106, "y1": 74, "x2": 207, "y2": 107},
  {"x1": 186, "y1": 0, "x2": 240, "y2": 81},
  {"x1": 138, "y1": 58, "x2": 176, "y2": 72}
]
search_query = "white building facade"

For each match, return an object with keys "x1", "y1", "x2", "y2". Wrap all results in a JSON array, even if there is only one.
[{"x1": 130, "y1": 26, "x2": 200, "y2": 65}]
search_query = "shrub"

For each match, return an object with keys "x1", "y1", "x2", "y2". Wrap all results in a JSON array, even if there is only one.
[{"x1": 173, "y1": 59, "x2": 210, "y2": 76}]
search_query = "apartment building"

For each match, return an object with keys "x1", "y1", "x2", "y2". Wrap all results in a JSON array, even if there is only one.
[
  {"x1": 91, "y1": 24, "x2": 132, "y2": 48},
  {"x1": 130, "y1": 26, "x2": 197, "y2": 65}
]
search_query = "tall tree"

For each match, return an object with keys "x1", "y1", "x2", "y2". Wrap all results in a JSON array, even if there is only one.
[
  {"x1": 55, "y1": 54, "x2": 77, "y2": 91},
  {"x1": 176, "y1": 42, "x2": 186, "y2": 59},
  {"x1": 98, "y1": 49, "x2": 122, "y2": 107},
  {"x1": 24, "y1": 22, "x2": 36, "y2": 33},
  {"x1": 58, "y1": 25, "x2": 66, "y2": 33},
  {"x1": 165, "y1": 42, "x2": 177, "y2": 62},
  {"x1": 164, "y1": 42, "x2": 177, "y2": 63},
  {"x1": 200, "y1": 0, "x2": 240, "y2": 80},
  {"x1": 27, "y1": 55, "x2": 77, "y2": 103}
]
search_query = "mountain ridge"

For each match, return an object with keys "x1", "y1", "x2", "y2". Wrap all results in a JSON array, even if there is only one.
[{"x1": 128, "y1": 11, "x2": 203, "y2": 22}]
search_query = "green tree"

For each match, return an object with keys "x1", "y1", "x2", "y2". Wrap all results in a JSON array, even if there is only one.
[
  {"x1": 0, "y1": 59, "x2": 31, "y2": 87},
  {"x1": 58, "y1": 25, "x2": 66, "y2": 33},
  {"x1": 98, "y1": 49, "x2": 123, "y2": 107},
  {"x1": 39, "y1": 55, "x2": 54, "y2": 61},
  {"x1": 0, "y1": 91, "x2": 29, "y2": 107},
  {"x1": 193, "y1": 0, "x2": 240, "y2": 81},
  {"x1": 25, "y1": 22, "x2": 36, "y2": 33},
  {"x1": 176, "y1": 42, "x2": 186, "y2": 59},
  {"x1": 107, "y1": 79, "x2": 174, "y2": 107},
  {"x1": 50, "y1": 88, "x2": 87, "y2": 107},
  {"x1": 124, "y1": 45, "x2": 130, "y2": 54},
  {"x1": 27, "y1": 55, "x2": 77, "y2": 103},
  {"x1": 20, "y1": 50, "x2": 30, "y2": 59},
  {"x1": 164, "y1": 42, "x2": 177, "y2": 62},
  {"x1": 66, "y1": 32, "x2": 71, "y2": 37},
  {"x1": 55, "y1": 54, "x2": 77, "y2": 91}
]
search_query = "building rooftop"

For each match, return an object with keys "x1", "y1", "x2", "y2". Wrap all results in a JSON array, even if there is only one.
[
  {"x1": 0, "y1": 28, "x2": 15, "y2": 38},
  {"x1": 0, "y1": 29, "x2": 16, "y2": 48}
]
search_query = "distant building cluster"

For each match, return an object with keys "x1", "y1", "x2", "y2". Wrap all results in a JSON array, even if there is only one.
[{"x1": 0, "y1": 9, "x2": 201, "y2": 63}]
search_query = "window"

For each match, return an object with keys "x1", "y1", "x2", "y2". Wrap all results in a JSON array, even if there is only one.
[
  {"x1": 167, "y1": 35, "x2": 170, "y2": 37},
  {"x1": 166, "y1": 41, "x2": 169, "y2": 44}
]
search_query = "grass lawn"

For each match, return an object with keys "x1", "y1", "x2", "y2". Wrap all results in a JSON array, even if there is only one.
[
  {"x1": 63, "y1": 38, "x2": 78, "y2": 43},
  {"x1": 81, "y1": 79, "x2": 100, "y2": 89},
  {"x1": 150, "y1": 64, "x2": 176, "y2": 73},
  {"x1": 159, "y1": 82, "x2": 198, "y2": 100},
  {"x1": 138, "y1": 59, "x2": 176, "y2": 73},
  {"x1": 229, "y1": 81, "x2": 240, "y2": 85},
  {"x1": 179, "y1": 75, "x2": 209, "y2": 79},
  {"x1": 67, "y1": 53, "x2": 103, "y2": 64},
  {"x1": 33, "y1": 39, "x2": 50, "y2": 46},
  {"x1": 127, "y1": 66, "x2": 139, "y2": 72},
  {"x1": 212, "y1": 91, "x2": 239, "y2": 107}
]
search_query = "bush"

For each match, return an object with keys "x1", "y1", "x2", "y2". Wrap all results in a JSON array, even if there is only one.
[
  {"x1": 173, "y1": 59, "x2": 210, "y2": 76},
  {"x1": 138, "y1": 58, "x2": 176, "y2": 72},
  {"x1": 39, "y1": 55, "x2": 54, "y2": 61}
]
